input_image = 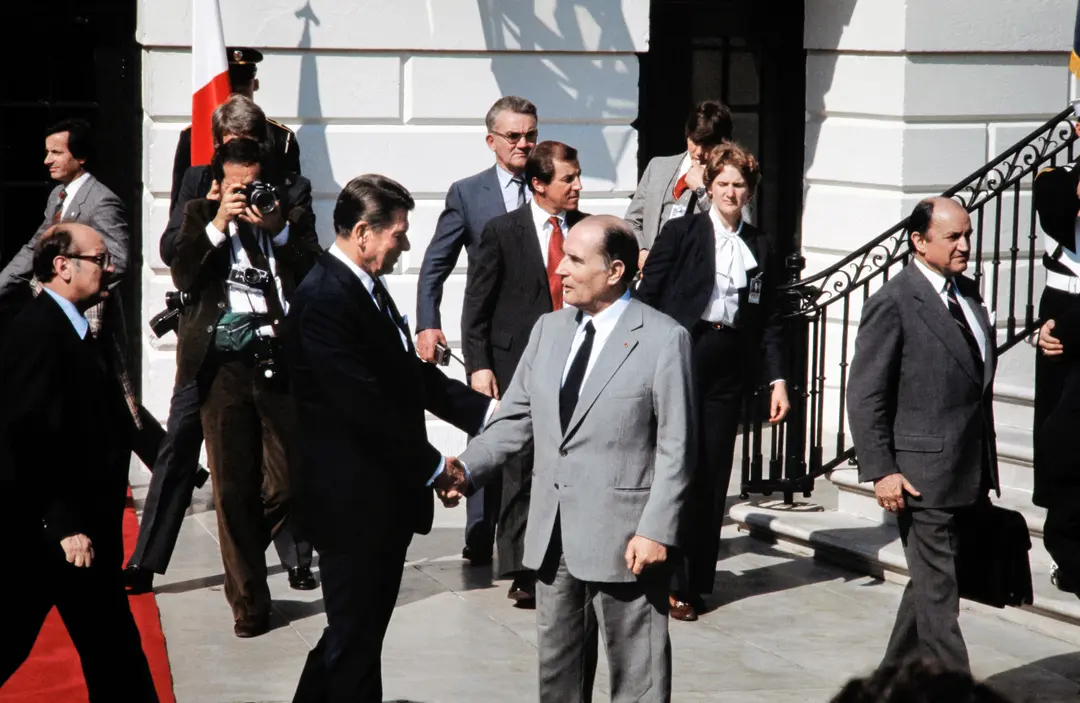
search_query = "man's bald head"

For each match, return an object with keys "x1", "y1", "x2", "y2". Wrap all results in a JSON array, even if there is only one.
[
  {"x1": 556, "y1": 215, "x2": 639, "y2": 314},
  {"x1": 907, "y1": 197, "x2": 973, "y2": 277},
  {"x1": 33, "y1": 223, "x2": 114, "y2": 310}
]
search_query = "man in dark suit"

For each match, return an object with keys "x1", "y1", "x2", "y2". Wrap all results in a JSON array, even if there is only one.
[
  {"x1": 847, "y1": 197, "x2": 999, "y2": 674},
  {"x1": 170, "y1": 47, "x2": 299, "y2": 211},
  {"x1": 170, "y1": 138, "x2": 321, "y2": 637},
  {"x1": 0, "y1": 223, "x2": 158, "y2": 701},
  {"x1": 288, "y1": 175, "x2": 491, "y2": 702},
  {"x1": 462, "y1": 140, "x2": 587, "y2": 606},
  {"x1": 1029, "y1": 155, "x2": 1080, "y2": 595},
  {"x1": 125, "y1": 96, "x2": 316, "y2": 595},
  {"x1": 415, "y1": 95, "x2": 538, "y2": 564}
]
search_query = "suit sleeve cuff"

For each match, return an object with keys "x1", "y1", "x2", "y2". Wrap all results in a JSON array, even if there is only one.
[
  {"x1": 272, "y1": 223, "x2": 290, "y2": 247},
  {"x1": 204, "y1": 221, "x2": 227, "y2": 248},
  {"x1": 481, "y1": 399, "x2": 498, "y2": 428},
  {"x1": 426, "y1": 457, "x2": 445, "y2": 486}
]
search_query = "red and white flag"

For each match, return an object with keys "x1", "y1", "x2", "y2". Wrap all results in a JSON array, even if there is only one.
[{"x1": 190, "y1": 0, "x2": 231, "y2": 166}]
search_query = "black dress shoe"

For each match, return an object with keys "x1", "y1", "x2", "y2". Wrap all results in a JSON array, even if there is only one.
[
  {"x1": 194, "y1": 465, "x2": 210, "y2": 489},
  {"x1": 508, "y1": 576, "x2": 536, "y2": 609},
  {"x1": 462, "y1": 546, "x2": 493, "y2": 566},
  {"x1": 288, "y1": 566, "x2": 318, "y2": 590},
  {"x1": 234, "y1": 613, "x2": 271, "y2": 638},
  {"x1": 122, "y1": 565, "x2": 154, "y2": 594}
]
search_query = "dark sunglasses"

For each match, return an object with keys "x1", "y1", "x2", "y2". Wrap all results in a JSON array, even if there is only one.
[{"x1": 490, "y1": 129, "x2": 539, "y2": 145}]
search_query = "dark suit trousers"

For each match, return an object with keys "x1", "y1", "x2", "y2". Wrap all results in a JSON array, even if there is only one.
[
  {"x1": 0, "y1": 531, "x2": 158, "y2": 702},
  {"x1": 1034, "y1": 287, "x2": 1080, "y2": 586},
  {"x1": 465, "y1": 442, "x2": 501, "y2": 559},
  {"x1": 497, "y1": 442, "x2": 533, "y2": 577},
  {"x1": 882, "y1": 505, "x2": 973, "y2": 674},
  {"x1": 292, "y1": 537, "x2": 411, "y2": 703},
  {"x1": 132, "y1": 378, "x2": 312, "y2": 574},
  {"x1": 673, "y1": 325, "x2": 744, "y2": 596},
  {"x1": 201, "y1": 357, "x2": 297, "y2": 622}
]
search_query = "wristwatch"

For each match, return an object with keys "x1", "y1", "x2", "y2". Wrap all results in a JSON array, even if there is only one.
[{"x1": 693, "y1": 185, "x2": 708, "y2": 202}]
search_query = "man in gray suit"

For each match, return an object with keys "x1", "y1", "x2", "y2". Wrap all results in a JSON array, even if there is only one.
[
  {"x1": 0, "y1": 119, "x2": 128, "y2": 302},
  {"x1": 624, "y1": 100, "x2": 732, "y2": 265},
  {"x1": 415, "y1": 95, "x2": 539, "y2": 565},
  {"x1": 847, "y1": 197, "x2": 999, "y2": 674},
  {"x1": 452, "y1": 215, "x2": 693, "y2": 702}
]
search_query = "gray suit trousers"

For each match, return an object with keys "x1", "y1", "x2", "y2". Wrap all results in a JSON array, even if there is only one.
[
  {"x1": 882, "y1": 506, "x2": 972, "y2": 674},
  {"x1": 535, "y1": 524, "x2": 672, "y2": 703}
]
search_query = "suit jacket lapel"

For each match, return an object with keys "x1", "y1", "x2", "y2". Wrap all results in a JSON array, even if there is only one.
[
  {"x1": 661, "y1": 153, "x2": 686, "y2": 206},
  {"x1": 482, "y1": 165, "x2": 507, "y2": 215},
  {"x1": 65, "y1": 175, "x2": 96, "y2": 221},
  {"x1": 905, "y1": 266, "x2": 981, "y2": 384},
  {"x1": 561, "y1": 300, "x2": 642, "y2": 442},
  {"x1": 322, "y1": 252, "x2": 409, "y2": 357}
]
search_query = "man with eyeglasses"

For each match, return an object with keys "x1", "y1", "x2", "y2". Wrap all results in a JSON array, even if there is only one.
[
  {"x1": 0, "y1": 119, "x2": 165, "y2": 489},
  {"x1": 415, "y1": 95, "x2": 539, "y2": 568},
  {"x1": 0, "y1": 223, "x2": 159, "y2": 701}
]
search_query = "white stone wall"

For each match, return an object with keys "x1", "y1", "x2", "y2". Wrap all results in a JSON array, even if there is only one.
[
  {"x1": 803, "y1": 0, "x2": 1076, "y2": 491},
  {"x1": 136, "y1": 0, "x2": 647, "y2": 453}
]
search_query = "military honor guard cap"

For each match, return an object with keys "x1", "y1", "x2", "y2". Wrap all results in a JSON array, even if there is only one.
[{"x1": 227, "y1": 47, "x2": 264, "y2": 84}]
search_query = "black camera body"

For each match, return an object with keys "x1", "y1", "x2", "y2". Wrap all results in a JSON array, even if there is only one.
[
  {"x1": 243, "y1": 180, "x2": 278, "y2": 215},
  {"x1": 149, "y1": 290, "x2": 196, "y2": 339}
]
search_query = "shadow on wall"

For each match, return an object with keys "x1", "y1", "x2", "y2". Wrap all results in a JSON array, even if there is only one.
[
  {"x1": 802, "y1": 0, "x2": 858, "y2": 183},
  {"x1": 477, "y1": 0, "x2": 638, "y2": 187},
  {"x1": 293, "y1": 1, "x2": 339, "y2": 247}
]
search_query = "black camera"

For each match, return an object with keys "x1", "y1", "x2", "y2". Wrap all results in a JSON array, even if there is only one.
[
  {"x1": 227, "y1": 265, "x2": 271, "y2": 289},
  {"x1": 243, "y1": 181, "x2": 278, "y2": 215},
  {"x1": 149, "y1": 290, "x2": 196, "y2": 339}
]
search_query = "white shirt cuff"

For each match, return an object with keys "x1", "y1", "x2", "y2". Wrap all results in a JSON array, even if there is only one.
[
  {"x1": 769, "y1": 379, "x2": 785, "y2": 386},
  {"x1": 482, "y1": 399, "x2": 498, "y2": 428},
  {"x1": 204, "y1": 221, "x2": 227, "y2": 248},
  {"x1": 271, "y1": 223, "x2": 290, "y2": 247},
  {"x1": 426, "y1": 456, "x2": 445, "y2": 486}
]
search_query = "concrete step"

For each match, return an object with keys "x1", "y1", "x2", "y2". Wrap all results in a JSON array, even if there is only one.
[
  {"x1": 729, "y1": 500, "x2": 1080, "y2": 627},
  {"x1": 828, "y1": 467, "x2": 1046, "y2": 539}
]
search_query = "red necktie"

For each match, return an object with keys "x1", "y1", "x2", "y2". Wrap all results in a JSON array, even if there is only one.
[
  {"x1": 672, "y1": 173, "x2": 689, "y2": 201},
  {"x1": 52, "y1": 188, "x2": 68, "y2": 223},
  {"x1": 547, "y1": 216, "x2": 564, "y2": 310}
]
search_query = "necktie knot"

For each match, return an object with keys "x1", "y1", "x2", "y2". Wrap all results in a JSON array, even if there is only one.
[
  {"x1": 548, "y1": 215, "x2": 561, "y2": 229},
  {"x1": 511, "y1": 177, "x2": 527, "y2": 207},
  {"x1": 58, "y1": 188, "x2": 67, "y2": 202}
]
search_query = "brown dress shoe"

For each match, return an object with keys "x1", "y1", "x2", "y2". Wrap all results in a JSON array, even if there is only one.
[
  {"x1": 233, "y1": 614, "x2": 271, "y2": 638},
  {"x1": 668, "y1": 594, "x2": 698, "y2": 622}
]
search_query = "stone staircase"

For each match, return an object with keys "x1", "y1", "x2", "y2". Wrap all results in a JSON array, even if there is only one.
[{"x1": 729, "y1": 459, "x2": 1080, "y2": 626}]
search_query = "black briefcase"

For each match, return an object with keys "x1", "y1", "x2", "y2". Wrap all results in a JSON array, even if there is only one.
[{"x1": 955, "y1": 504, "x2": 1034, "y2": 609}]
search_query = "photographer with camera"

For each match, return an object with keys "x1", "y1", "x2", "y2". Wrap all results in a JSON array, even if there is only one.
[
  {"x1": 126, "y1": 96, "x2": 317, "y2": 596},
  {"x1": 168, "y1": 137, "x2": 320, "y2": 637}
]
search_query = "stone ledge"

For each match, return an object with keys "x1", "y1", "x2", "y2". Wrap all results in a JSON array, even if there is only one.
[{"x1": 729, "y1": 501, "x2": 1080, "y2": 627}]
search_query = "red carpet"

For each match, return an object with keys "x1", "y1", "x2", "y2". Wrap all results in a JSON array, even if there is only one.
[{"x1": 0, "y1": 490, "x2": 176, "y2": 702}]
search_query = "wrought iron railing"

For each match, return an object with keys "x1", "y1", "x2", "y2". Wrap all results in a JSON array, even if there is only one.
[{"x1": 740, "y1": 106, "x2": 1080, "y2": 503}]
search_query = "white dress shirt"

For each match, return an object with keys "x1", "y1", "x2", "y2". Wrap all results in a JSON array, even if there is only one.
[
  {"x1": 205, "y1": 220, "x2": 291, "y2": 332},
  {"x1": 328, "y1": 243, "x2": 408, "y2": 351},
  {"x1": 59, "y1": 171, "x2": 92, "y2": 219},
  {"x1": 496, "y1": 163, "x2": 532, "y2": 212},
  {"x1": 700, "y1": 208, "x2": 758, "y2": 327},
  {"x1": 530, "y1": 200, "x2": 568, "y2": 269},
  {"x1": 912, "y1": 258, "x2": 987, "y2": 361},
  {"x1": 561, "y1": 290, "x2": 633, "y2": 387}
]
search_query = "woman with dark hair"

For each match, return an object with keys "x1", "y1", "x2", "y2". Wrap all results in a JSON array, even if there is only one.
[{"x1": 637, "y1": 141, "x2": 790, "y2": 621}]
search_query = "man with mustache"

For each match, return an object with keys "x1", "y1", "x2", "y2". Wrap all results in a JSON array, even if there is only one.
[
  {"x1": 461, "y1": 140, "x2": 588, "y2": 606},
  {"x1": 848, "y1": 197, "x2": 999, "y2": 673}
]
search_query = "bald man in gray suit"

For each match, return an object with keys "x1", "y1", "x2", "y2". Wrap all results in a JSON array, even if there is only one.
[{"x1": 455, "y1": 215, "x2": 693, "y2": 703}]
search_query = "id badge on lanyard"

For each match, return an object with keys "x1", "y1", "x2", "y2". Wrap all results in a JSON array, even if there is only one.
[{"x1": 748, "y1": 274, "x2": 763, "y2": 305}]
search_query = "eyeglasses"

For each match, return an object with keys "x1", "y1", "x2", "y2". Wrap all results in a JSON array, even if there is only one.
[
  {"x1": 489, "y1": 129, "x2": 539, "y2": 146},
  {"x1": 66, "y1": 251, "x2": 112, "y2": 269}
]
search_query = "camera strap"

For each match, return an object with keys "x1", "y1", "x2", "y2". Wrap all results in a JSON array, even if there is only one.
[{"x1": 234, "y1": 221, "x2": 286, "y2": 323}]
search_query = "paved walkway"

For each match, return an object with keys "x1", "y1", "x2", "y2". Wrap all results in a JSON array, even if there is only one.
[{"x1": 131, "y1": 468, "x2": 1080, "y2": 703}]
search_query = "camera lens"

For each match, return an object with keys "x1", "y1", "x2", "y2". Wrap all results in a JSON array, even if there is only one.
[{"x1": 243, "y1": 269, "x2": 262, "y2": 286}]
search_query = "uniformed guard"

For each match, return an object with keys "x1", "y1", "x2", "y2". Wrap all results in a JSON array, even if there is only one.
[
  {"x1": 169, "y1": 47, "x2": 301, "y2": 212},
  {"x1": 1033, "y1": 119, "x2": 1080, "y2": 596}
]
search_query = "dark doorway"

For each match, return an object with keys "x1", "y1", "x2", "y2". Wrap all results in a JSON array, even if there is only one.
[
  {"x1": 0, "y1": 1, "x2": 140, "y2": 370},
  {"x1": 639, "y1": 0, "x2": 806, "y2": 251}
]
